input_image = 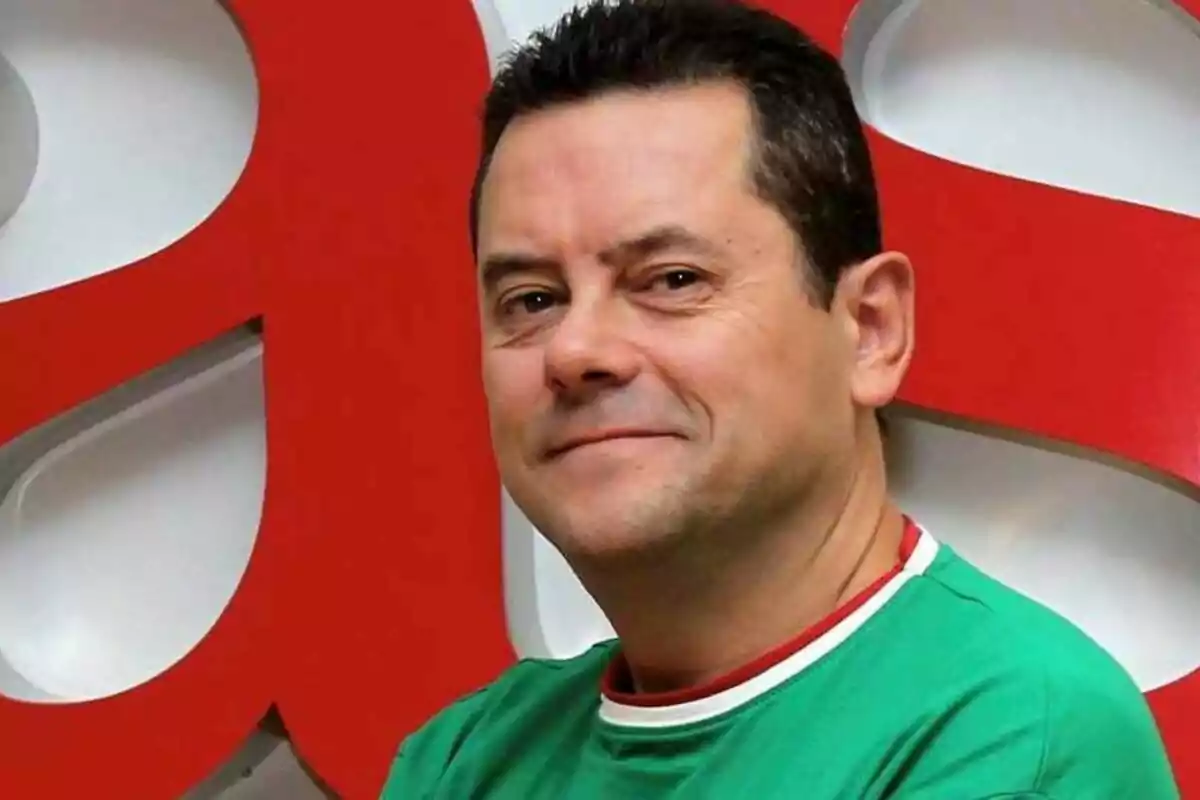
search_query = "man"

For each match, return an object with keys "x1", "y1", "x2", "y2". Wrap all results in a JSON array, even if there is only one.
[{"x1": 383, "y1": 0, "x2": 1179, "y2": 796}]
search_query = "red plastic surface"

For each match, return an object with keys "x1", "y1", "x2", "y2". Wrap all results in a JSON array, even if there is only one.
[{"x1": 0, "y1": 0, "x2": 1195, "y2": 796}]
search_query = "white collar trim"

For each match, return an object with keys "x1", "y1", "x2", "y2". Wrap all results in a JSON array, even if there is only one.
[{"x1": 597, "y1": 528, "x2": 940, "y2": 728}]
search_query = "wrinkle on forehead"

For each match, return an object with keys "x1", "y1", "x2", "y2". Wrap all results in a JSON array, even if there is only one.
[{"x1": 476, "y1": 82, "x2": 761, "y2": 262}]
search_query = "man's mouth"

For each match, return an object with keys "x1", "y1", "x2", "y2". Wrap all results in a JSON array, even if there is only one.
[{"x1": 546, "y1": 429, "x2": 680, "y2": 459}]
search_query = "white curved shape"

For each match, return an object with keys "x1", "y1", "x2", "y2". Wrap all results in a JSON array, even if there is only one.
[
  {"x1": 0, "y1": 0, "x2": 257, "y2": 301},
  {"x1": 0, "y1": 336, "x2": 265, "y2": 702},
  {"x1": 470, "y1": 0, "x2": 514, "y2": 72},
  {"x1": 0, "y1": 51, "x2": 37, "y2": 228},
  {"x1": 504, "y1": 499, "x2": 613, "y2": 661},
  {"x1": 847, "y1": 0, "x2": 1200, "y2": 218},
  {"x1": 528, "y1": 534, "x2": 613, "y2": 658},
  {"x1": 486, "y1": 0, "x2": 584, "y2": 45},
  {"x1": 497, "y1": 1, "x2": 1200, "y2": 687}
]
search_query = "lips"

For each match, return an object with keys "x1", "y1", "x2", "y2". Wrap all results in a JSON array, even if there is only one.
[{"x1": 545, "y1": 429, "x2": 679, "y2": 459}]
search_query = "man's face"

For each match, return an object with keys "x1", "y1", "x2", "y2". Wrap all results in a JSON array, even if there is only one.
[{"x1": 475, "y1": 83, "x2": 869, "y2": 562}]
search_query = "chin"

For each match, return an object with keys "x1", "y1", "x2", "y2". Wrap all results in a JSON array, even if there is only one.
[{"x1": 523, "y1": 487, "x2": 696, "y2": 564}]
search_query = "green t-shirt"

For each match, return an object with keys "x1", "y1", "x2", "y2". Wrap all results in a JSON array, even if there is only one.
[{"x1": 382, "y1": 526, "x2": 1178, "y2": 799}]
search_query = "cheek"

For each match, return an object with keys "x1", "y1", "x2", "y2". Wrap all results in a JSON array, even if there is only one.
[
  {"x1": 481, "y1": 351, "x2": 544, "y2": 447},
  {"x1": 673, "y1": 307, "x2": 846, "y2": 430},
  {"x1": 648, "y1": 317, "x2": 780, "y2": 423}
]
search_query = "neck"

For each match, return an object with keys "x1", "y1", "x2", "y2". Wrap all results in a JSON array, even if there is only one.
[{"x1": 582, "y1": 434, "x2": 902, "y2": 696}]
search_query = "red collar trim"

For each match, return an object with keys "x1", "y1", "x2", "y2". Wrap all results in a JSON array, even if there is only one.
[{"x1": 600, "y1": 517, "x2": 921, "y2": 707}]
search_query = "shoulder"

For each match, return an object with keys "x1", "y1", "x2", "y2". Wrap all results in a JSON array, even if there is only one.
[
  {"x1": 399, "y1": 640, "x2": 615, "y2": 755},
  {"x1": 889, "y1": 541, "x2": 1178, "y2": 797},
  {"x1": 917, "y1": 541, "x2": 1151, "y2": 706},
  {"x1": 915, "y1": 541, "x2": 1137, "y2": 678},
  {"x1": 380, "y1": 640, "x2": 616, "y2": 796}
]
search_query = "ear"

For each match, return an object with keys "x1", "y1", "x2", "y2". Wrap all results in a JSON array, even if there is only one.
[{"x1": 833, "y1": 251, "x2": 915, "y2": 410}]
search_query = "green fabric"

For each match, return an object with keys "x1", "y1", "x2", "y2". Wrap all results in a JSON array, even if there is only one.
[{"x1": 381, "y1": 542, "x2": 1178, "y2": 799}]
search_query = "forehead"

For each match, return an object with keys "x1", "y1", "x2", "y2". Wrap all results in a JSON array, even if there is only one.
[{"x1": 476, "y1": 82, "x2": 758, "y2": 258}]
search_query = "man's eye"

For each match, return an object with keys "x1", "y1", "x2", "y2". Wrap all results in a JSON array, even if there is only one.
[
  {"x1": 650, "y1": 269, "x2": 700, "y2": 291},
  {"x1": 501, "y1": 290, "x2": 558, "y2": 317}
]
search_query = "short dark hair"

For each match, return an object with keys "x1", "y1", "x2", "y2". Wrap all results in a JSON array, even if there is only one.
[{"x1": 469, "y1": 0, "x2": 882, "y2": 305}]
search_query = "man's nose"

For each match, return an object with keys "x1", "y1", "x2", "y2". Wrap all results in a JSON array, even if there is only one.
[{"x1": 543, "y1": 296, "x2": 641, "y2": 403}]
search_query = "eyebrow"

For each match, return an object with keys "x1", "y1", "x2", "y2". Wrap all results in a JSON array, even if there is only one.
[
  {"x1": 479, "y1": 224, "x2": 722, "y2": 291},
  {"x1": 597, "y1": 224, "x2": 723, "y2": 266},
  {"x1": 478, "y1": 253, "x2": 559, "y2": 294}
]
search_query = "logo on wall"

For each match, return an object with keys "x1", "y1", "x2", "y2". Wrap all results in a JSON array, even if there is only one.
[{"x1": 0, "y1": 0, "x2": 1197, "y2": 797}]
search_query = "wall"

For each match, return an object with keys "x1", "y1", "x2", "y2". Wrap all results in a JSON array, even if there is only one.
[{"x1": 0, "y1": 0, "x2": 1197, "y2": 796}]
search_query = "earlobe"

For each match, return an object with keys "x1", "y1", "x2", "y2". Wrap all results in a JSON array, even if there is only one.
[{"x1": 844, "y1": 251, "x2": 915, "y2": 408}]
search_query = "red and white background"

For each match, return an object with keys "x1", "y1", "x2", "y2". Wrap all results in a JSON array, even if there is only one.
[{"x1": 0, "y1": 0, "x2": 1197, "y2": 797}]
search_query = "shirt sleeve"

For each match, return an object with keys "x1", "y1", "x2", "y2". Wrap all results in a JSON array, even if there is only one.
[
  {"x1": 379, "y1": 686, "x2": 494, "y2": 799},
  {"x1": 881, "y1": 657, "x2": 1179, "y2": 800}
]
